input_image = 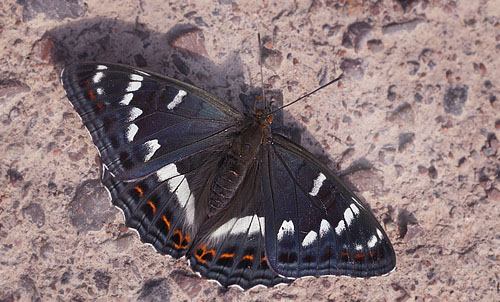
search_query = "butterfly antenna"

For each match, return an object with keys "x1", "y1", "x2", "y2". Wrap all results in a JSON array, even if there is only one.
[
  {"x1": 271, "y1": 74, "x2": 343, "y2": 115},
  {"x1": 257, "y1": 33, "x2": 268, "y2": 108}
]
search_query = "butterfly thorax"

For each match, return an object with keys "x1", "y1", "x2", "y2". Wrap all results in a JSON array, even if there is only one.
[{"x1": 207, "y1": 111, "x2": 272, "y2": 216}]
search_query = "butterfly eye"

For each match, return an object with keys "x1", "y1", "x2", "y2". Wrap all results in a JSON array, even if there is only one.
[
  {"x1": 267, "y1": 115, "x2": 274, "y2": 123},
  {"x1": 256, "y1": 108, "x2": 263, "y2": 115}
]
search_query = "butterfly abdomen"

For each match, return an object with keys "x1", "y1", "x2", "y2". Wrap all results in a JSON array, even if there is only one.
[{"x1": 208, "y1": 119, "x2": 270, "y2": 216}]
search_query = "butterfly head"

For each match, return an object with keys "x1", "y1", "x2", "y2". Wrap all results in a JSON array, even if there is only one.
[{"x1": 254, "y1": 107, "x2": 274, "y2": 127}]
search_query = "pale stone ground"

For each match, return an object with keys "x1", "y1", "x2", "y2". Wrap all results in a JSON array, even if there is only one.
[{"x1": 1, "y1": 0, "x2": 499, "y2": 301}]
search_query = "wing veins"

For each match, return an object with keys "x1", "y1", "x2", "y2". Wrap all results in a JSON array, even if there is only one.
[
  {"x1": 106, "y1": 123, "x2": 234, "y2": 178},
  {"x1": 265, "y1": 147, "x2": 280, "y2": 267},
  {"x1": 271, "y1": 145, "x2": 324, "y2": 213},
  {"x1": 272, "y1": 144, "x2": 312, "y2": 273},
  {"x1": 66, "y1": 64, "x2": 243, "y2": 119}
]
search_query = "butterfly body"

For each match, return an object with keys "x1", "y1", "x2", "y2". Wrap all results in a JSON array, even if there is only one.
[
  {"x1": 62, "y1": 62, "x2": 395, "y2": 290},
  {"x1": 208, "y1": 113, "x2": 270, "y2": 216}
]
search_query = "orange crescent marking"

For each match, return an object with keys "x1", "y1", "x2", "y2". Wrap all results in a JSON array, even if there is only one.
[
  {"x1": 219, "y1": 253, "x2": 235, "y2": 259},
  {"x1": 134, "y1": 186, "x2": 143, "y2": 197},
  {"x1": 242, "y1": 254, "x2": 254, "y2": 261},
  {"x1": 172, "y1": 230, "x2": 190, "y2": 249},
  {"x1": 88, "y1": 90, "x2": 96, "y2": 100},
  {"x1": 96, "y1": 102, "x2": 104, "y2": 111},
  {"x1": 162, "y1": 215, "x2": 171, "y2": 230},
  {"x1": 147, "y1": 201, "x2": 156, "y2": 214},
  {"x1": 195, "y1": 245, "x2": 216, "y2": 264},
  {"x1": 354, "y1": 252, "x2": 365, "y2": 260},
  {"x1": 261, "y1": 257, "x2": 267, "y2": 262},
  {"x1": 172, "y1": 230, "x2": 182, "y2": 248}
]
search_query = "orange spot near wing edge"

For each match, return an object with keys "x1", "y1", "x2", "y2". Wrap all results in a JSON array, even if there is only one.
[
  {"x1": 162, "y1": 215, "x2": 170, "y2": 230},
  {"x1": 242, "y1": 254, "x2": 254, "y2": 261},
  {"x1": 354, "y1": 252, "x2": 365, "y2": 260},
  {"x1": 195, "y1": 245, "x2": 215, "y2": 264},
  {"x1": 147, "y1": 201, "x2": 156, "y2": 214},
  {"x1": 172, "y1": 230, "x2": 190, "y2": 249},
  {"x1": 88, "y1": 89, "x2": 96, "y2": 100},
  {"x1": 134, "y1": 186, "x2": 144, "y2": 197}
]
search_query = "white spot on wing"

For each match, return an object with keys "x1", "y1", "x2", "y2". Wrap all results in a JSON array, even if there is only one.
[
  {"x1": 335, "y1": 220, "x2": 345, "y2": 235},
  {"x1": 120, "y1": 93, "x2": 134, "y2": 105},
  {"x1": 376, "y1": 228, "x2": 384, "y2": 240},
  {"x1": 143, "y1": 139, "x2": 160, "y2": 162},
  {"x1": 350, "y1": 203, "x2": 360, "y2": 216},
  {"x1": 93, "y1": 72, "x2": 104, "y2": 83},
  {"x1": 210, "y1": 215, "x2": 265, "y2": 240},
  {"x1": 165, "y1": 169, "x2": 183, "y2": 190},
  {"x1": 130, "y1": 74, "x2": 143, "y2": 81},
  {"x1": 96, "y1": 65, "x2": 108, "y2": 70},
  {"x1": 301, "y1": 230, "x2": 318, "y2": 247},
  {"x1": 211, "y1": 217, "x2": 237, "y2": 239},
  {"x1": 351, "y1": 196, "x2": 366, "y2": 211},
  {"x1": 355, "y1": 244, "x2": 363, "y2": 251},
  {"x1": 127, "y1": 107, "x2": 143, "y2": 122},
  {"x1": 126, "y1": 81, "x2": 142, "y2": 92},
  {"x1": 159, "y1": 163, "x2": 195, "y2": 225},
  {"x1": 277, "y1": 220, "x2": 294, "y2": 241},
  {"x1": 309, "y1": 172, "x2": 326, "y2": 196},
  {"x1": 125, "y1": 124, "x2": 138, "y2": 142},
  {"x1": 233, "y1": 216, "x2": 259, "y2": 235},
  {"x1": 243, "y1": 215, "x2": 265, "y2": 236},
  {"x1": 319, "y1": 219, "x2": 331, "y2": 237},
  {"x1": 96, "y1": 87, "x2": 104, "y2": 95},
  {"x1": 156, "y1": 163, "x2": 178, "y2": 182},
  {"x1": 167, "y1": 90, "x2": 187, "y2": 110},
  {"x1": 368, "y1": 235, "x2": 378, "y2": 248},
  {"x1": 176, "y1": 179, "x2": 195, "y2": 226},
  {"x1": 135, "y1": 70, "x2": 150, "y2": 76},
  {"x1": 344, "y1": 207, "x2": 355, "y2": 226}
]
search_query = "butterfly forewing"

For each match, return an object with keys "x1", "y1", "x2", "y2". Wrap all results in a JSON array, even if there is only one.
[
  {"x1": 262, "y1": 134, "x2": 396, "y2": 278},
  {"x1": 62, "y1": 63, "x2": 242, "y2": 181}
]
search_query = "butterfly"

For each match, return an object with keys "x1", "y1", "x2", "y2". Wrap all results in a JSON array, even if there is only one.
[{"x1": 61, "y1": 61, "x2": 396, "y2": 289}]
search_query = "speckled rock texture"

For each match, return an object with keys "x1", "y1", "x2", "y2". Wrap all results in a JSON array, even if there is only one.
[{"x1": 1, "y1": 0, "x2": 499, "y2": 301}]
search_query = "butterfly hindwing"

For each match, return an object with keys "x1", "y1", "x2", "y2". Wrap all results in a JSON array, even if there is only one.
[
  {"x1": 102, "y1": 148, "x2": 225, "y2": 258},
  {"x1": 262, "y1": 134, "x2": 396, "y2": 278},
  {"x1": 62, "y1": 63, "x2": 242, "y2": 181},
  {"x1": 187, "y1": 159, "x2": 292, "y2": 289}
]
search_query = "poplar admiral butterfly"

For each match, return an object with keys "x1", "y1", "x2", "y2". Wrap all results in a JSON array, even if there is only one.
[{"x1": 61, "y1": 58, "x2": 395, "y2": 289}]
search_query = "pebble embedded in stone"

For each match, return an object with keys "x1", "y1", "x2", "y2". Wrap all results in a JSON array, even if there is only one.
[
  {"x1": 342, "y1": 21, "x2": 372, "y2": 52},
  {"x1": 443, "y1": 84, "x2": 468, "y2": 116}
]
